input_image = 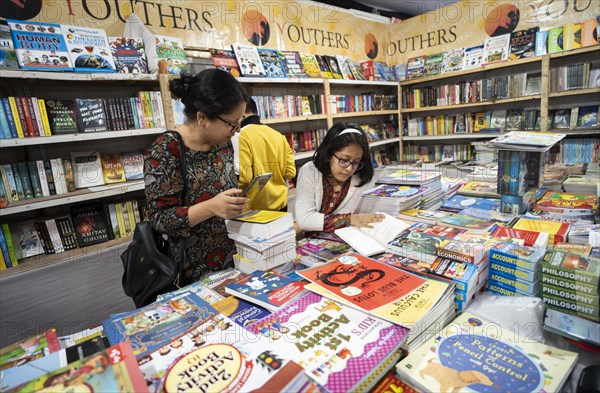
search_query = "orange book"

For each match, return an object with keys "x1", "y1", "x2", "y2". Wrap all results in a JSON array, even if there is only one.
[{"x1": 581, "y1": 19, "x2": 598, "y2": 47}]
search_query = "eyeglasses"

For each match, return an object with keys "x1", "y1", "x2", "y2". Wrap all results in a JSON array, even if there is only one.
[
  {"x1": 216, "y1": 115, "x2": 244, "y2": 132},
  {"x1": 333, "y1": 153, "x2": 364, "y2": 170}
]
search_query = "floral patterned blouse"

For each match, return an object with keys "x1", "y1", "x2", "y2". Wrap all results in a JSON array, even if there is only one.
[
  {"x1": 144, "y1": 132, "x2": 236, "y2": 285},
  {"x1": 320, "y1": 177, "x2": 352, "y2": 232}
]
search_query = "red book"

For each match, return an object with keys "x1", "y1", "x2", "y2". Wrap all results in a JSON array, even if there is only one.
[
  {"x1": 18, "y1": 97, "x2": 36, "y2": 137},
  {"x1": 491, "y1": 225, "x2": 549, "y2": 248},
  {"x1": 25, "y1": 97, "x2": 41, "y2": 136}
]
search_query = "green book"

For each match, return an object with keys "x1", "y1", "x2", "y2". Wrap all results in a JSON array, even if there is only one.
[
  {"x1": 17, "y1": 162, "x2": 33, "y2": 199},
  {"x1": 548, "y1": 27, "x2": 563, "y2": 53},
  {"x1": 1, "y1": 223, "x2": 18, "y2": 267},
  {"x1": 26, "y1": 161, "x2": 43, "y2": 198}
]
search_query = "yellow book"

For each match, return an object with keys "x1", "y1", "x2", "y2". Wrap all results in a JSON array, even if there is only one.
[
  {"x1": 7, "y1": 97, "x2": 25, "y2": 138},
  {"x1": 0, "y1": 247, "x2": 6, "y2": 270},
  {"x1": 100, "y1": 154, "x2": 126, "y2": 184},
  {"x1": 225, "y1": 210, "x2": 293, "y2": 239},
  {"x1": 299, "y1": 53, "x2": 321, "y2": 78},
  {"x1": 143, "y1": 91, "x2": 155, "y2": 128},
  {"x1": 512, "y1": 217, "x2": 570, "y2": 244},
  {"x1": 232, "y1": 210, "x2": 288, "y2": 224},
  {"x1": 125, "y1": 201, "x2": 137, "y2": 234},
  {"x1": 37, "y1": 99, "x2": 52, "y2": 136},
  {"x1": 114, "y1": 202, "x2": 127, "y2": 238},
  {"x1": 121, "y1": 202, "x2": 131, "y2": 236},
  {"x1": 2, "y1": 223, "x2": 18, "y2": 267},
  {"x1": 563, "y1": 23, "x2": 581, "y2": 50}
]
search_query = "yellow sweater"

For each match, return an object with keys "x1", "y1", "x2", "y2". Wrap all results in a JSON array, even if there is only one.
[{"x1": 238, "y1": 123, "x2": 296, "y2": 210}]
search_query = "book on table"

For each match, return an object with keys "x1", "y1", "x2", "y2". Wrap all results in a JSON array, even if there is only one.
[
  {"x1": 225, "y1": 210, "x2": 292, "y2": 240},
  {"x1": 396, "y1": 312, "x2": 578, "y2": 393},
  {"x1": 489, "y1": 131, "x2": 566, "y2": 151}
]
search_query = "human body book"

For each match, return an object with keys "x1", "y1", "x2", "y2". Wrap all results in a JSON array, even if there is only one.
[
  {"x1": 61, "y1": 24, "x2": 116, "y2": 72},
  {"x1": 6, "y1": 19, "x2": 73, "y2": 71},
  {"x1": 247, "y1": 292, "x2": 409, "y2": 393},
  {"x1": 396, "y1": 312, "x2": 578, "y2": 393}
]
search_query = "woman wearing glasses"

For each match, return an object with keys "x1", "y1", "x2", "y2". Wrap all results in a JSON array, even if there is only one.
[
  {"x1": 144, "y1": 69, "x2": 249, "y2": 285},
  {"x1": 294, "y1": 123, "x2": 385, "y2": 233}
]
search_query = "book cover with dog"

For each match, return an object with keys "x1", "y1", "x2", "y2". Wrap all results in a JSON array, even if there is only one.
[{"x1": 396, "y1": 312, "x2": 578, "y2": 393}]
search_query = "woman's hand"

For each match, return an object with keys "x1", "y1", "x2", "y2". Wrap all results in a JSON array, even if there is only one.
[
  {"x1": 208, "y1": 189, "x2": 248, "y2": 219},
  {"x1": 350, "y1": 213, "x2": 385, "y2": 228}
]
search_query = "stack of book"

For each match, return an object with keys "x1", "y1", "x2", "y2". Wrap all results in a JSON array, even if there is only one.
[
  {"x1": 530, "y1": 191, "x2": 598, "y2": 225},
  {"x1": 428, "y1": 254, "x2": 478, "y2": 312},
  {"x1": 295, "y1": 233, "x2": 351, "y2": 267},
  {"x1": 540, "y1": 248, "x2": 599, "y2": 323},
  {"x1": 356, "y1": 184, "x2": 422, "y2": 215},
  {"x1": 225, "y1": 210, "x2": 295, "y2": 274},
  {"x1": 487, "y1": 243, "x2": 546, "y2": 296}
]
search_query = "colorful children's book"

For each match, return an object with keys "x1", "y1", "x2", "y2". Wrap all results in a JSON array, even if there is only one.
[
  {"x1": 231, "y1": 43, "x2": 265, "y2": 77},
  {"x1": 61, "y1": 24, "x2": 116, "y2": 72},
  {"x1": 257, "y1": 48, "x2": 286, "y2": 78},
  {"x1": 441, "y1": 194, "x2": 501, "y2": 213},
  {"x1": 281, "y1": 50, "x2": 307, "y2": 78},
  {"x1": 9, "y1": 220, "x2": 45, "y2": 259},
  {"x1": 209, "y1": 48, "x2": 241, "y2": 77},
  {"x1": 0, "y1": 20, "x2": 18, "y2": 69},
  {"x1": 441, "y1": 48, "x2": 464, "y2": 73},
  {"x1": 483, "y1": 33, "x2": 511, "y2": 64},
  {"x1": 247, "y1": 292, "x2": 409, "y2": 392},
  {"x1": 509, "y1": 27, "x2": 539, "y2": 59},
  {"x1": 548, "y1": 27, "x2": 564, "y2": 53},
  {"x1": 6, "y1": 19, "x2": 73, "y2": 71},
  {"x1": 396, "y1": 312, "x2": 578, "y2": 393},
  {"x1": 563, "y1": 23, "x2": 581, "y2": 50},
  {"x1": 423, "y1": 52, "x2": 444, "y2": 77},
  {"x1": 580, "y1": 18, "x2": 598, "y2": 46},
  {"x1": 462, "y1": 44, "x2": 484, "y2": 69},
  {"x1": 348, "y1": 59, "x2": 367, "y2": 80},
  {"x1": 155, "y1": 35, "x2": 188, "y2": 74},
  {"x1": 406, "y1": 55, "x2": 426, "y2": 79},
  {"x1": 323, "y1": 55, "x2": 342, "y2": 79},
  {"x1": 211, "y1": 296, "x2": 271, "y2": 328},
  {"x1": 298, "y1": 52, "x2": 321, "y2": 78},
  {"x1": 0, "y1": 328, "x2": 59, "y2": 370},
  {"x1": 315, "y1": 54, "x2": 333, "y2": 78},
  {"x1": 224, "y1": 270, "x2": 306, "y2": 312},
  {"x1": 108, "y1": 36, "x2": 148, "y2": 73}
]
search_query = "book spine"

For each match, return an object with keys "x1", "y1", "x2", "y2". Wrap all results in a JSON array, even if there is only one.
[
  {"x1": 121, "y1": 202, "x2": 132, "y2": 236},
  {"x1": 7, "y1": 97, "x2": 25, "y2": 138},
  {"x1": 489, "y1": 272, "x2": 538, "y2": 295},
  {"x1": 490, "y1": 260, "x2": 537, "y2": 282},
  {"x1": 131, "y1": 199, "x2": 142, "y2": 224},
  {"x1": 129, "y1": 97, "x2": 140, "y2": 129},
  {"x1": 61, "y1": 158, "x2": 76, "y2": 192},
  {"x1": 542, "y1": 294, "x2": 599, "y2": 321},
  {"x1": 489, "y1": 248, "x2": 536, "y2": 272},
  {"x1": 0, "y1": 166, "x2": 12, "y2": 203},
  {"x1": 57, "y1": 217, "x2": 78, "y2": 250},
  {"x1": 19, "y1": 96, "x2": 36, "y2": 137},
  {"x1": 0, "y1": 103, "x2": 11, "y2": 139},
  {"x1": 1, "y1": 224, "x2": 18, "y2": 266},
  {"x1": 436, "y1": 246, "x2": 474, "y2": 263},
  {"x1": 43, "y1": 160, "x2": 57, "y2": 195},
  {"x1": 114, "y1": 202, "x2": 127, "y2": 238},
  {"x1": 17, "y1": 162, "x2": 33, "y2": 200},
  {"x1": 102, "y1": 203, "x2": 115, "y2": 240},
  {"x1": 36, "y1": 160, "x2": 50, "y2": 197},
  {"x1": 487, "y1": 279, "x2": 531, "y2": 297},
  {"x1": 541, "y1": 283, "x2": 598, "y2": 306},
  {"x1": 540, "y1": 262, "x2": 598, "y2": 285},
  {"x1": 107, "y1": 203, "x2": 120, "y2": 239},
  {"x1": 49, "y1": 159, "x2": 64, "y2": 194},
  {"x1": 37, "y1": 99, "x2": 53, "y2": 136},
  {"x1": 539, "y1": 273, "x2": 597, "y2": 294},
  {"x1": 46, "y1": 219, "x2": 66, "y2": 254},
  {"x1": 8, "y1": 164, "x2": 23, "y2": 201},
  {"x1": 35, "y1": 221, "x2": 54, "y2": 255},
  {"x1": 0, "y1": 230, "x2": 10, "y2": 269},
  {"x1": 1, "y1": 98, "x2": 18, "y2": 138},
  {"x1": 55, "y1": 158, "x2": 68, "y2": 194},
  {"x1": 30, "y1": 97, "x2": 44, "y2": 137}
]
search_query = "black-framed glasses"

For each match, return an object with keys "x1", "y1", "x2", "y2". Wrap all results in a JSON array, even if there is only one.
[
  {"x1": 333, "y1": 153, "x2": 364, "y2": 170},
  {"x1": 216, "y1": 115, "x2": 244, "y2": 132}
]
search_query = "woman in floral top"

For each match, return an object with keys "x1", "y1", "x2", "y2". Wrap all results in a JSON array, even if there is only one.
[
  {"x1": 144, "y1": 69, "x2": 248, "y2": 285},
  {"x1": 294, "y1": 122, "x2": 384, "y2": 234}
]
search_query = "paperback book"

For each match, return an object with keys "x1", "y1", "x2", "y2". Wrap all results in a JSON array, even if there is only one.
[
  {"x1": 70, "y1": 202, "x2": 110, "y2": 247},
  {"x1": 75, "y1": 98, "x2": 107, "y2": 132},
  {"x1": 121, "y1": 151, "x2": 144, "y2": 181},
  {"x1": 299, "y1": 53, "x2": 321, "y2": 78},
  {"x1": 71, "y1": 150, "x2": 105, "y2": 188},
  {"x1": 6, "y1": 20, "x2": 73, "y2": 71},
  {"x1": 208, "y1": 48, "x2": 241, "y2": 77},
  {"x1": 61, "y1": 24, "x2": 116, "y2": 72},
  {"x1": 0, "y1": 20, "x2": 18, "y2": 69},
  {"x1": 509, "y1": 27, "x2": 539, "y2": 59},
  {"x1": 441, "y1": 48, "x2": 464, "y2": 73},
  {"x1": 463, "y1": 45, "x2": 484, "y2": 69},
  {"x1": 231, "y1": 43, "x2": 265, "y2": 77},
  {"x1": 155, "y1": 35, "x2": 188, "y2": 74},
  {"x1": 108, "y1": 36, "x2": 148, "y2": 74},
  {"x1": 483, "y1": 33, "x2": 511, "y2": 64},
  {"x1": 45, "y1": 99, "x2": 78, "y2": 134},
  {"x1": 257, "y1": 48, "x2": 286, "y2": 78}
]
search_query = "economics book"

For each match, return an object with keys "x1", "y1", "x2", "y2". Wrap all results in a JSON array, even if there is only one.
[
  {"x1": 61, "y1": 24, "x2": 116, "y2": 72},
  {"x1": 298, "y1": 253, "x2": 453, "y2": 329},
  {"x1": 396, "y1": 312, "x2": 578, "y2": 393},
  {"x1": 246, "y1": 292, "x2": 409, "y2": 393},
  {"x1": 136, "y1": 314, "x2": 311, "y2": 393},
  {"x1": 6, "y1": 20, "x2": 73, "y2": 71},
  {"x1": 102, "y1": 293, "x2": 218, "y2": 358}
]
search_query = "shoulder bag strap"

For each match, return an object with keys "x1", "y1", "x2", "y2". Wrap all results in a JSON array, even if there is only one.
[{"x1": 166, "y1": 130, "x2": 187, "y2": 287}]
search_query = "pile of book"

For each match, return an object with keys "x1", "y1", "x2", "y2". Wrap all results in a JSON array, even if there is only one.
[
  {"x1": 225, "y1": 210, "x2": 296, "y2": 274},
  {"x1": 487, "y1": 243, "x2": 546, "y2": 297}
]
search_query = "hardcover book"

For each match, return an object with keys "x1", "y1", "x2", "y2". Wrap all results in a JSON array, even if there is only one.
[
  {"x1": 70, "y1": 150, "x2": 105, "y2": 188},
  {"x1": 0, "y1": 20, "x2": 18, "y2": 69},
  {"x1": 100, "y1": 154, "x2": 126, "y2": 184},
  {"x1": 208, "y1": 48, "x2": 241, "y2": 77},
  {"x1": 336, "y1": 55, "x2": 355, "y2": 80},
  {"x1": 441, "y1": 48, "x2": 464, "y2": 73},
  {"x1": 108, "y1": 36, "x2": 148, "y2": 74},
  {"x1": 298, "y1": 52, "x2": 321, "y2": 77},
  {"x1": 61, "y1": 24, "x2": 116, "y2": 72},
  {"x1": 315, "y1": 54, "x2": 333, "y2": 78},
  {"x1": 155, "y1": 35, "x2": 188, "y2": 74},
  {"x1": 505, "y1": 108, "x2": 523, "y2": 131},
  {"x1": 224, "y1": 270, "x2": 307, "y2": 312},
  {"x1": 0, "y1": 328, "x2": 58, "y2": 371},
  {"x1": 211, "y1": 296, "x2": 270, "y2": 328},
  {"x1": 548, "y1": 27, "x2": 563, "y2": 53},
  {"x1": 231, "y1": 43, "x2": 265, "y2": 77},
  {"x1": 462, "y1": 44, "x2": 484, "y2": 69},
  {"x1": 323, "y1": 55, "x2": 342, "y2": 79},
  {"x1": 483, "y1": 33, "x2": 511, "y2": 64},
  {"x1": 6, "y1": 19, "x2": 73, "y2": 71},
  {"x1": 489, "y1": 242, "x2": 547, "y2": 271},
  {"x1": 257, "y1": 48, "x2": 286, "y2": 78},
  {"x1": 563, "y1": 23, "x2": 581, "y2": 50},
  {"x1": 406, "y1": 55, "x2": 426, "y2": 79},
  {"x1": 423, "y1": 52, "x2": 444, "y2": 77},
  {"x1": 576, "y1": 105, "x2": 599, "y2": 127},
  {"x1": 247, "y1": 292, "x2": 409, "y2": 392},
  {"x1": 396, "y1": 312, "x2": 578, "y2": 393},
  {"x1": 70, "y1": 202, "x2": 110, "y2": 247},
  {"x1": 45, "y1": 99, "x2": 78, "y2": 134},
  {"x1": 121, "y1": 151, "x2": 144, "y2": 180},
  {"x1": 225, "y1": 210, "x2": 293, "y2": 239},
  {"x1": 348, "y1": 59, "x2": 366, "y2": 80},
  {"x1": 509, "y1": 27, "x2": 539, "y2": 59},
  {"x1": 75, "y1": 98, "x2": 107, "y2": 132}
]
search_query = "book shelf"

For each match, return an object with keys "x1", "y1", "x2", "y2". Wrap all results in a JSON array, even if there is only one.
[
  {"x1": 0, "y1": 71, "x2": 170, "y2": 274},
  {"x1": 398, "y1": 45, "x2": 600, "y2": 160}
]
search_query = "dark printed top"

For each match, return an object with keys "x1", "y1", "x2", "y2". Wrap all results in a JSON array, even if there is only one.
[
  {"x1": 320, "y1": 177, "x2": 351, "y2": 232},
  {"x1": 144, "y1": 132, "x2": 236, "y2": 284}
]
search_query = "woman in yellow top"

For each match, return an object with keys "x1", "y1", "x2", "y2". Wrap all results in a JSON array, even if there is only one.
[{"x1": 237, "y1": 97, "x2": 296, "y2": 211}]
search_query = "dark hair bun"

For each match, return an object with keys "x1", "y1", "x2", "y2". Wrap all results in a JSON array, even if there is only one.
[{"x1": 169, "y1": 73, "x2": 193, "y2": 99}]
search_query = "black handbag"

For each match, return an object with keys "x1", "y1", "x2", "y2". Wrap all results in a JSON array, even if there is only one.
[{"x1": 121, "y1": 131, "x2": 187, "y2": 308}]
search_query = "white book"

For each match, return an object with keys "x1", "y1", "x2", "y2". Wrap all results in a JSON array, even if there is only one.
[
  {"x1": 334, "y1": 213, "x2": 411, "y2": 257},
  {"x1": 231, "y1": 43, "x2": 266, "y2": 77},
  {"x1": 463, "y1": 45, "x2": 484, "y2": 69},
  {"x1": 70, "y1": 151, "x2": 105, "y2": 189},
  {"x1": 483, "y1": 34, "x2": 511, "y2": 64},
  {"x1": 45, "y1": 219, "x2": 65, "y2": 253},
  {"x1": 50, "y1": 159, "x2": 65, "y2": 194},
  {"x1": 30, "y1": 97, "x2": 45, "y2": 137},
  {"x1": 36, "y1": 160, "x2": 50, "y2": 197}
]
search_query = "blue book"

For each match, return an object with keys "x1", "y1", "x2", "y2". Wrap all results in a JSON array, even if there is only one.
[
  {"x1": 212, "y1": 296, "x2": 271, "y2": 328},
  {"x1": 257, "y1": 48, "x2": 287, "y2": 78},
  {"x1": 0, "y1": 229, "x2": 11, "y2": 268},
  {"x1": 0, "y1": 103, "x2": 9, "y2": 139},
  {"x1": 61, "y1": 24, "x2": 116, "y2": 73},
  {"x1": 6, "y1": 20, "x2": 73, "y2": 71},
  {"x1": 489, "y1": 243, "x2": 546, "y2": 272},
  {"x1": 490, "y1": 260, "x2": 538, "y2": 283},
  {"x1": 1, "y1": 98, "x2": 17, "y2": 138},
  {"x1": 102, "y1": 293, "x2": 218, "y2": 358},
  {"x1": 441, "y1": 194, "x2": 501, "y2": 212}
]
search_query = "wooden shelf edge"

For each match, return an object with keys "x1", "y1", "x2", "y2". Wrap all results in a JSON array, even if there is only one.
[
  {"x1": 401, "y1": 95, "x2": 541, "y2": 113},
  {"x1": 548, "y1": 45, "x2": 600, "y2": 59},
  {"x1": 403, "y1": 133, "x2": 502, "y2": 141},
  {"x1": 331, "y1": 109, "x2": 398, "y2": 118},
  {"x1": 262, "y1": 114, "x2": 328, "y2": 124},
  {"x1": 329, "y1": 79, "x2": 397, "y2": 86},
  {"x1": 0, "y1": 181, "x2": 145, "y2": 216},
  {"x1": 237, "y1": 76, "x2": 324, "y2": 84},
  {"x1": 548, "y1": 88, "x2": 600, "y2": 98},
  {"x1": 0, "y1": 236, "x2": 133, "y2": 279},
  {"x1": 0, "y1": 128, "x2": 166, "y2": 147},
  {"x1": 1, "y1": 69, "x2": 159, "y2": 81},
  {"x1": 370, "y1": 138, "x2": 399, "y2": 147}
]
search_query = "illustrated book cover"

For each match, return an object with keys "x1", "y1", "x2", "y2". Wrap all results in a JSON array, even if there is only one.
[
  {"x1": 257, "y1": 48, "x2": 286, "y2": 78},
  {"x1": 247, "y1": 292, "x2": 409, "y2": 393},
  {"x1": 70, "y1": 150, "x2": 105, "y2": 188},
  {"x1": 463, "y1": 44, "x2": 484, "y2": 69},
  {"x1": 100, "y1": 154, "x2": 126, "y2": 184},
  {"x1": 209, "y1": 48, "x2": 241, "y2": 77},
  {"x1": 108, "y1": 36, "x2": 148, "y2": 74},
  {"x1": 121, "y1": 151, "x2": 144, "y2": 181},
  {"x1": 509, "y1": 27, "x2": 539, "y2": 59},
  {"x1": 9, "y1": 220, "x2": 45, "y2": 259},
  {"x1": 396, "y1": 312, "x2": 578, "y2": 393},
  {"x1": 231, "y1": 43, "x2": 265, "y2": 77},
  {"x1": 155, "y1": 35, "x2": 188, "y2": 74},
  {"x1": 6, "y1": 19, "x2": 73, "y2": 71},
  {"x1": 61, "y1": 24, "x2": 116, "y2": 72},
  {"x1": 441, "y1": 48, "x2": 464, "y2": 73},
  {"x1": 70, "y1": 201, "x2": 110, "y2": 247},
  {"x1": 483, "y1": 33, "x2": 511, "y2": 64},
  {"x1": 0, "y1": 20, "x2": 18, "y2": 69}
]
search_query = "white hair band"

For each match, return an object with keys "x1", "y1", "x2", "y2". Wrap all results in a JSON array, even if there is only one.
[{"x1": 337, "y1": 128, "x2": 363, "y2": 137}]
